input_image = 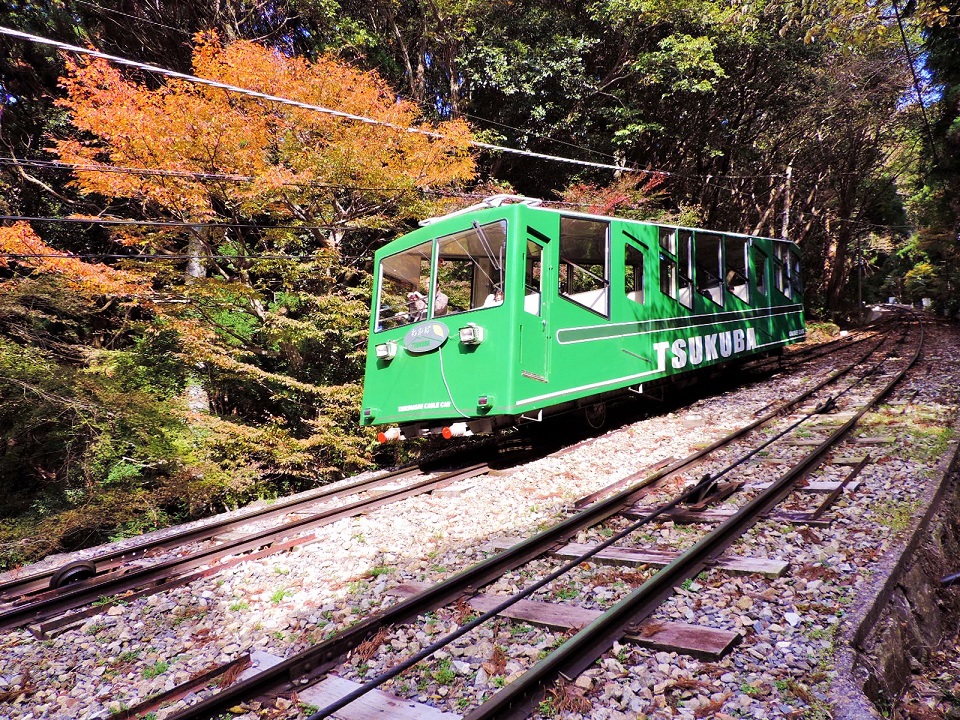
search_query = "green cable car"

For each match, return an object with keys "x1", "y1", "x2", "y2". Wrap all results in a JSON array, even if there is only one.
[{"x1": 361, "y1": 196, "x2": 804, "y2": 440}]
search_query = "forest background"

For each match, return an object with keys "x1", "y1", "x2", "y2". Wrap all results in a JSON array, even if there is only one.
[{"x1": 0, "y1": 0, "x2": 957, "y2": 568}]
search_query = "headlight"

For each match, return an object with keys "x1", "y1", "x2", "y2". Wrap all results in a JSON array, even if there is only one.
[
  {"x1": 375, "y1": 341, "x2": 398, "y2": 360},
  {"x1": 458, "y1": 323, "x2": 484, "y2": 345}
]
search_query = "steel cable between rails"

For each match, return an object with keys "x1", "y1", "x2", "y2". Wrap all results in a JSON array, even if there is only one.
[
  {"x1": 465, "y1": 312, "x2": 925, "y2": 720},
  {"x1": 163, "y1": 323, "x2": 903, "y2": 719},
  {"x1": 307, "y1": 470, "x2": 727, "y2": 719},
  {"x1": 700, "y1": 316, "x2": 915, "y2": 486},
  {"x1": 311, "y1": 321, "x2": 914, "y2": 718}
]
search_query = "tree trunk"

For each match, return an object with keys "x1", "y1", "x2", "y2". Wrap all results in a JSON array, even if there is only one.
[{"x1": 185, "y1": 227, "x2": 207, "y2": 284}]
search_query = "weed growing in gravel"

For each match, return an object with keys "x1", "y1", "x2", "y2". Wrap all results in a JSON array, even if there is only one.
[
  {"x1": 115, "y1": 649, "x2": 141, "y2": 664},
  {"x1": 537, "y1": 698, "x2": 558, "y2": 717},
  {"x1": 299, "y1": 704, "x2": 319, "y2": 715},
  {"x1": 229, "y1": 600, "x2": 249, "y2": 612},
  {"x1": 871, "y1": 498, "x2": 922, "y2": 534},
  {"x1": 271, "y1": 588, "x2": 291, "y2": 604},
  {"x1": 142, "y1": 660, "x2": 169, "y2": 679},
  {"x1": 433, "y1": 658, "x2": 456, "y2": 685},
  {"x1": 492, "y1": 675, "x2": 506, "y2": 688},
  {"x1": 369, "y1": 565, "x2": 391, "y2": 577},
  {"x1": 172, "y1": 608, "x2": 206, "y2": 626},
  {"x1": 347, "y1": 579, "x2": 367, "y2": 594}
]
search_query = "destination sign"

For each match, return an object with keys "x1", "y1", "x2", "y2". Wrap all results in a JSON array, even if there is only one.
[{"x1": 403, "y1": 322, "x2": 449, "y2": 353}]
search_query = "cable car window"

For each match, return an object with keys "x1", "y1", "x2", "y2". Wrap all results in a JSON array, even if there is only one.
[
  {"x1": 677, "y1": 230, "x2": 694, "y2": 309},
  {"x1": 625, "y1": 242, "x2": 644, "y2": 304},
  {"x1": 435, "y1": 220, "x2": 507, "y2": 317},
  {"x1": 375, "y1": 239, "x2": 433, "y2": 331},
  {"x1": 753, "y1": 247, "x2": 768, "y2": 296},
  {"x1": 525, "y1": 239, "x2": 543, "y2": 316},
  {"x1": 659, "y1": 226, "x2": 677, "y2": 255},
  {"x1": 726, "y1": 236, "x2": 749, "y2": 303},
  {"x1": 695, "y1": 233, "x2": 723, "y2": 306},
  {"x1": 559, "y1": 217, "x2": 609, "y2": 316},
  {"x1": 660, "y1": 253, "x2": 677, "y2": 299},
  {"x1": 773, "y1": 242, "x2": 791, "y2": 298},
  {"x1": 790, "y1": 250, "x2": 803, "y2": 299}
]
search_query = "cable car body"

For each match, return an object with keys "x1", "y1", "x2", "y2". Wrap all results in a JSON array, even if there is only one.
[{"x1": 360, "y1": 196, "x2": 805, "y2": 440}]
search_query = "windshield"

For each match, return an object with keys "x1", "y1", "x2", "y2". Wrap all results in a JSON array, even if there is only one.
[{"x1": 375, "y1": 220, "x2": 507, "y2": 332}]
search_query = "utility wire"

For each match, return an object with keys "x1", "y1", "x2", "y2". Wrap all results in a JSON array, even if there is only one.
[
  {"x1": 0, "y1": 215, "x2": 331, "y2": 230},
  {"x1": 1, "y1": 154, "x2": 785, "y2": 188},
  {"x1": 76, "y1": 0, "x2": 193, "y2": 36},
  {"x1": 0, "y1": 252, "x2": 317, "y2": 261},
  {"x1": 0, "y1": 26, "x2": 655, "y2": 176},
  {"x1": 891, "y1": 0, "x2": 940, "y2": 165}
]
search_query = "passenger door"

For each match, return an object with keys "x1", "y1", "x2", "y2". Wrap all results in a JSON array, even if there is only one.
[{"x1": 519, "y1": 224, "x2": 551, "y2": 382}]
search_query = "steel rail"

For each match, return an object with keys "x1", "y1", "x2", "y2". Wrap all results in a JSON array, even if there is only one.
[
  {"x1": 167, "y1": 328, "x2": 892, "y2": 720},
  {"x1": 0, "y1": 465, "x2": 421, "y2": 600},
  {"x1": 464, "y1": 315, "x2": 922, "y2": 720},
  {"x1": 0, "y1": 464, "x2": 486, "y2": 631}
]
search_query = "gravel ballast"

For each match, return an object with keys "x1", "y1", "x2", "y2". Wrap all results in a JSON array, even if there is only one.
[{"x1": 2, "y1": 315, "x2": 959, "y2": 720}]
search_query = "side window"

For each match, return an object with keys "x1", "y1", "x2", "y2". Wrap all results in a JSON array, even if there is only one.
[
  {"x1": 525, "y1": 239, "x2": 543, "y2": 316},
  {"x1": 677, "y1": 230, "x2": 694, "y2": 309},
  {"x1": 695, "y1": 233, "x2": 723, "y2": 306},
  {"x1": 753, "y1": 247, "x2": 768, "y2": 297},
  {"x1": 658, "y1": 226, "x2": 692, "y2": 309},
  {"x1": 790, "y1": 250, "x2": 803, "y2": 300},
  {"x1": 659, "y1": 226, "x2": 677, "y2": 255},
  {"x1": 375, "y1": 239, "x2": 433, "y2": 331},
  {"x1": 625, "y1": 242, "x2": 644, "y2": 304},
  {"x1": 659, "y1": 227, "x2": 678, "y2": 300},
  {"x1": 435, "y1": 220, "x2": 507, "y2": 317},
  {"x1": 773, "y1": 242, "x2": 791, "y2": 298},
  {"x1": 559, "y1": 217, "x2": 609, "y2": 316},
  {"x1": 726, "y1": 236, "x2": 749, "y2": 303}
]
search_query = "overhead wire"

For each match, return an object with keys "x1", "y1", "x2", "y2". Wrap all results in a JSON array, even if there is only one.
[
  {"x1": 0, "y1": 214, "x2": 331, "y2": 230},
  {"x1": 0, "y1": 252, "x2": 318, "y2": 261},
  {"x1": 890, "y1": 0, "x2": 940, "y2": 165},
  {"x1": 0, "y1": 26, "x2": 795, "y2": 184},
  {"x1": 75, "y1": 0, "x2": 192, "y2": 36},
  {"x1": 1, "y1": 25, "x2": 918, "y2": 243},
  {"x1": 0, "y1": 26, "x2": 652, "y2": 176}
]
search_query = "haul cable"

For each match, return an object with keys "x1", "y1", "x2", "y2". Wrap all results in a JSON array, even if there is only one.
[
  {"x1": 166, "y1": 324, "x2": 900, "y2": 719},
  {"x1": 463, "y1": 314, "x2": 922, "y2": 719}
]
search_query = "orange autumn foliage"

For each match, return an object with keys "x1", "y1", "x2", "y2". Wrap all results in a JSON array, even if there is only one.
[
  {"x1": 0, "y1": 222, "x2": 146, "y2": 296},
  {"x1": 54, "y1": 33, "x2": 476, "y2": 248}
]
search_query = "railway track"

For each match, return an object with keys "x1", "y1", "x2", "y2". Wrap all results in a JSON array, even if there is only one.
[
  {"x1": 155, "y1": 311, "x2": 921, "y2": 720},
  {"x1": 0, "y1": 463, "x2": 490, "y2": 635}
]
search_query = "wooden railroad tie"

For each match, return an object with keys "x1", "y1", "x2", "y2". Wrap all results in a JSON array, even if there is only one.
[
  {"x1": 389, "y1": 582, "x2": 741, "y2": 661},
  {"x1": 486, "y1": 540, "x2": 789, "y2": 579}
]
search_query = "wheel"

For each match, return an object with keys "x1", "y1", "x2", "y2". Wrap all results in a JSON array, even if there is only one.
[
  {"x1": 49, "y1": 560, "x2": 97, "y2": 589},
  {"x1": 584, "y1": 401, "x2": 607, "y2": 430}
]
